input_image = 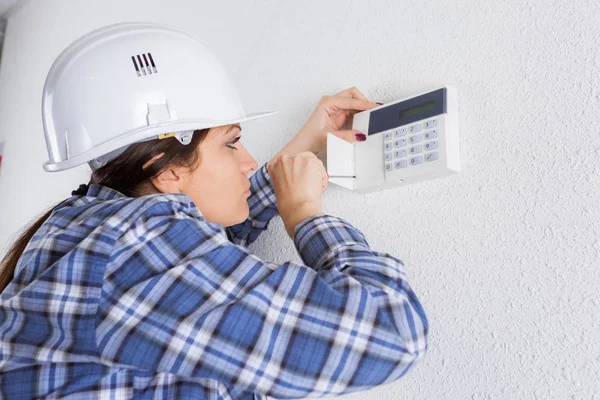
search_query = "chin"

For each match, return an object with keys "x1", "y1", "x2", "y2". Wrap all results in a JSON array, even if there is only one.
[
  {"x1": 229, "y1": 203, "x2": 250, "y2": 226},
  {"x1": 239, "y1": 203, "x2": 250, "y2": 221}
]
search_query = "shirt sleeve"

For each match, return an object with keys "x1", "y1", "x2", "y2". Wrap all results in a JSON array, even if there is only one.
[
  {"x1": 96, "y1": 206, "x2": 428, "y2": 399},
  {"x1": 225, "y1": 162, "x2": 279, "y2": 247}
]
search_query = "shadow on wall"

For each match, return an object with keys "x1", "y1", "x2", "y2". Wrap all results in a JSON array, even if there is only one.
[
  {"x1": 0, "y1": 141, "x2": 4, "y2": 175},
  {"x1": 0, "y1": 19, "x2": 6, "y2": 60}
]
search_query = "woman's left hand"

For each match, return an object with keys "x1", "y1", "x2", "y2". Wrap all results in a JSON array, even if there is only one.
[
  {"x1": 266, "y1": 87, "x2": 381, "y2": 183},
  {"x1": 291, "y1": 86, "x2": 381, "y2": 154}
]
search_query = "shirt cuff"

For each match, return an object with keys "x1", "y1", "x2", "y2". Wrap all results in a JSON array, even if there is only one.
[
  {"x1": 247, "y1": 162, "x2": 277, "y2": 212},
  {"x1": 293, "y1": 214, "x2": 370, "y2": 269}
]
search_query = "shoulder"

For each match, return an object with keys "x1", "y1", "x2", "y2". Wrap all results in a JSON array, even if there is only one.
[
  {"x1": 102, "y1": 196, "x2": 230, "y2": 285},
  {"x1": 52, "y1": 190, "x2": 226, "y2": 243},
  {"x1": 111, "y1": 194, "x2": 229, "y2": 246}
]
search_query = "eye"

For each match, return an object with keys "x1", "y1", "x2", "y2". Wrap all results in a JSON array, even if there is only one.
[{"x1": 227, "y1": 136, "x2": 241, "y2": 150}]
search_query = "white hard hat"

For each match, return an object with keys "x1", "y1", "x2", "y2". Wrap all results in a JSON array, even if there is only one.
[{"x1": 41, "y1": 21, "x2": 277, "y2": 172}]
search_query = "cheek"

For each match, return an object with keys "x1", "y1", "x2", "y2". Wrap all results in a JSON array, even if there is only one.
[{"x1": 191, "y1": 154, "x2": 244, "y2": 203}]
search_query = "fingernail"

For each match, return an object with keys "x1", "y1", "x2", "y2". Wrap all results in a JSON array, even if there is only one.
[
  {"x1": 376, "y1": 102, "x2": 384, "y2": 105},
  {"x1": 355, "y1": 133, "x2": 366, "y2": 141}
]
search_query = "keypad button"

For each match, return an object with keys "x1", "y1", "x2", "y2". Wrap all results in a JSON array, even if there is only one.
[
  {"x1": 424, "y1": 140, "x2": 438, "y2": 151},
  {"x1": 424, "y1": 130, "x2": 438, "y2": 140},
  {"x1": 424, "y1": 119, "x2": 437, "y2": 129},
  {"x1": 385, "y1": 163, "x2": 393, "y2": 172},
  {"x1": 384, "y1": 132, "x2": 393, "y2": 141},
  {"x1": 394, "y1": 128, "x2": 406, "y2": 138},
  {"x1": 393, "y1": 138, "x2": 407, "y2": 148},
  {"x1": 425, "y1": 152, "x2": 439, "y2": 162},
  {"x1": 408, "y1": 124, "x2": 421, "y2": 133},
  {"x1": 409, "y1": 133, "x2": 422, "y2": 144},
  {"x1": 384, "y1": 142, "x2": 392, "y2": 151},
  {"x1": 385, "y1": 152, "x2": 393, "y2": 162},
  {"x1": 409, "y1": 145, "x2": 422, "y2": 154},
  {"x1": 409, "y1": 155, "x2": 423, "y2": 166},
  {"x1": 394, "y1": 149, "x2": 407, "y2": 159},
  {"x1": 394, "y1": 160, "x2": 408, "y2": 169}
]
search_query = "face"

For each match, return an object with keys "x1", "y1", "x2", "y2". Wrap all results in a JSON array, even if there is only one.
[{"x1": 150, "y1": 123, "x2": 259, "y2": 227}]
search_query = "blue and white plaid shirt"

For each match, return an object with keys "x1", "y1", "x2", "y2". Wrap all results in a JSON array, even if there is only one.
[{"x1": 0, "y1": 162, "x2": 428, "y2": 399}]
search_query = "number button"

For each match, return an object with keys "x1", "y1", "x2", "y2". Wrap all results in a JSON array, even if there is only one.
[
  {"x1": 424, "y1": 140, "x2": 438, "y2": 151},
  {"x1": 424, "y1": 119, "x2": 437, "y2": 129},
  {"x1": 394, "y1": 149, "x2": 407, "y2": 159},
  {"x1": 409, "y1": 124, "x2": 421, "y2": 133},
  {"x1": 385, "y1": 163, "x2": 393, "y2": 172},
  {"x1": 424, "y1": 130, "x2": 438, "y2": 140},
  {"x1": 409, "y1": 156, "x2": 423, "y2": 166},
  {"x1": 394, "y1": 138, "x2": 407, "y2": 148},
  {"x1": 394, "y1": 128, "x2": 406, "y2": 138},
  {"x1": 409, "y1": 133, "x2": 422, "y2": 144}
]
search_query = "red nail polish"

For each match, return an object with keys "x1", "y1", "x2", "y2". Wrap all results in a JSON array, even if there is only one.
[
  {"x1": 376, "y1": 102, "x2": 384, "y2": 105},
  {"x1": 355, "y1": 133, "x2": 366, "y2": 141}
]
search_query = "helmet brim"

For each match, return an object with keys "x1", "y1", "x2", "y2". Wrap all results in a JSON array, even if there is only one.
[{"x1": 42, "y1": 110, "x2": 278, "y2": 172}]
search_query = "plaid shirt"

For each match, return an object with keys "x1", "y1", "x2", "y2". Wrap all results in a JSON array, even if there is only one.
[{"x1": 0, "y1": 162, "x2": 428, "y2": 399}]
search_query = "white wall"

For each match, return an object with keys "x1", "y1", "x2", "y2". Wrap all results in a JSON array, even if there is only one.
[{"x1": 1, "y1": 0, "x2": 598, "y2": 398}]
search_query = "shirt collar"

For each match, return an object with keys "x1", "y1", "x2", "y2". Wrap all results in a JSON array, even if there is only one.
[
  {"x1": 86, "y1": 183, "x2": 126, "y2": 200},
  {"x1": 84, "y1": 183, "x2": 210, "y2": 223}
]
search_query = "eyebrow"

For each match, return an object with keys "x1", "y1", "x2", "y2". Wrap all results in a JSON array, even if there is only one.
[{"x1": 225, "y1": 125, "x2": 242, "y2": 136}]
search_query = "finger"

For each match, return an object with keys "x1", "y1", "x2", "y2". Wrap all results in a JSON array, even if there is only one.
[
  {"x1": 325, "y1": 96, "x2": 379, "y2": 112},
  {"x1": 334, "y1": 86, "x2": 370, "y2": 102},
  {"x1": 329, "y1": 129, "x2": 367, "y2": 143},
  {"x1": 298, "y1": 150, "x2": 318, "y2": 161},
  {"x1": 347, "y1": 108, "x2": 364, "y2": 118},
  {"x1": 347, "y1": 100, "x2": 383, "y2": 117}
]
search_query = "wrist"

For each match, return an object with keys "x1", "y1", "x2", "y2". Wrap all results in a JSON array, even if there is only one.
[
  {"x1": 282, "y1": 202, "x2": 323, "y2": 237},
  {"x1": 268, "y1": 135, "x2": 316, "y2": 168}
]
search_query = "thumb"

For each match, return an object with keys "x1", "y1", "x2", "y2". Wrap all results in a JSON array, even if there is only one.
[{"x1": 329, "y1": 129, "x2": 367, "y2": 144}]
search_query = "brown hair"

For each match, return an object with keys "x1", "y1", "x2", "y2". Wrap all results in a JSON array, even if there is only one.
[{"x1": 0, "y1": 128, "x2": 210, "y2": 293}]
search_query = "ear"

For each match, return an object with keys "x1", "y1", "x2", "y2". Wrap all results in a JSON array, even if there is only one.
[{"x1": 149, "y1": 165, "x2": 188, "y2": 194}]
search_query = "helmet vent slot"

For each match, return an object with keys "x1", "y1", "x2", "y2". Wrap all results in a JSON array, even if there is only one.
[{"x1": 131, "y1": 53, "x2": 158, "y2": 77}]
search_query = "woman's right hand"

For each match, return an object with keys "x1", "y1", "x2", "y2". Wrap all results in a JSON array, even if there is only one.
[{"x1": 267, "y1": 151, "x2": 329, "y2": 239}]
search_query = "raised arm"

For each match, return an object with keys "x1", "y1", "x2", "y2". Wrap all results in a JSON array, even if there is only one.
[{"x1": 96, "y1": 206, "x2": 428, "y2": 399}]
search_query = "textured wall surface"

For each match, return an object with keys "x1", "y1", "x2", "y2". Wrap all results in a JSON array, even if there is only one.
[{"x1": 0, "y1": 0, "x2": 598, "y2": 398}]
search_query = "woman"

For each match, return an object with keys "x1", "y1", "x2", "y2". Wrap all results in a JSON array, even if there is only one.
[{"x1": 0, "y1": 22, "x2": 428, "y2": 399}]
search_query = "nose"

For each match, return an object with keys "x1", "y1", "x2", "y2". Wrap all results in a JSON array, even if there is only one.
[{"x1": 239, "y1": 142, "x2": 258, "y2": 174}]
